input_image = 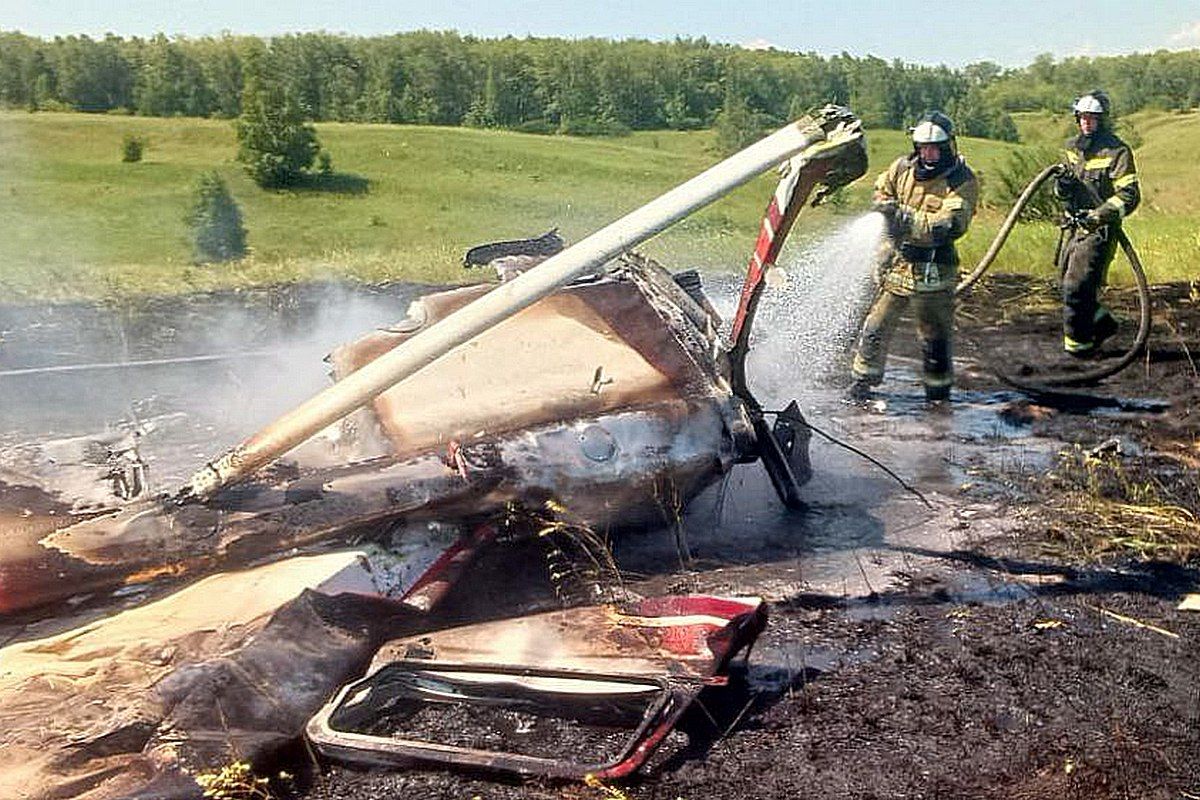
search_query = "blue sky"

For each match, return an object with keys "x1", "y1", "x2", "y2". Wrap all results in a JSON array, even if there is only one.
[{"x1": 2, "y1": 0, "x2": 1199, "y2": 67}]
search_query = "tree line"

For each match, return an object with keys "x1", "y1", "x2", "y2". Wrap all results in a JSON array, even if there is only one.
[
  {"x1": 0, "y1": 31, "x2": 1015, "y2": 139},
  {"x1": 1, "y1": 30, "x2": 1197, "y2": 141},
  {"x1": 978, "y1": 51, "x2": 1200, "y2": 117}
]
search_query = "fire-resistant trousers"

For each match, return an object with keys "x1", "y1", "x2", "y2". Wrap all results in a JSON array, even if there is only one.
[
  {"x1": 851, "y1": 288, "x2": 954, "y2": 391},
  {"x1": 1060, "y1": 226, "x2": 1119, "y2": 353}
]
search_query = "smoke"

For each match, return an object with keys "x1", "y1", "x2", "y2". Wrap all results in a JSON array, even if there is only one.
[
  {"x1": 0, "y1": 283, "x2": 427, "y2": 486},
  {"x1": 1, "y1": 214, "x2": 885, "y2": 492},
  {"x1": 708, "y1": 213, "x2": 885, "y2": 406}
]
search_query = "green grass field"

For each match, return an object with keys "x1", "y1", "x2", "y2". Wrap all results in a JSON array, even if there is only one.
[{"x1": 0, "y1": 110, "x2": 1195, "y2": 301}]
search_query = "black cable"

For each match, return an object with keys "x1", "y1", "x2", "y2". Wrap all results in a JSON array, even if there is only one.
[
  {"x1": 955, "y1": 164, "x2": 1061, "y2": 296},
  {"x1": 766, "y1": 410, "x2": 933, "y2": 509}
]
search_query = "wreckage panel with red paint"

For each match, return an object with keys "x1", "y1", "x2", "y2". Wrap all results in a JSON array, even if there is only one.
[
  {"x1": 0, "y1": 107, "x2": 866, "y2": 617},
  {"x1": 306, "y1": 595, "x2": 768, "y2": 778}
]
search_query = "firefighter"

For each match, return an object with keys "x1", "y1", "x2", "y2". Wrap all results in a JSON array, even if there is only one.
[
  {"x1": 1053, "y1": 90, "x2": 1140, "y2": 357},
  {"x1": 849, "y1": 111, "x2": 979, "y2": 402}
]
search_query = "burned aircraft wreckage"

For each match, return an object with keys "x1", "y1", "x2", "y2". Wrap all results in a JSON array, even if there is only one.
[{"x1": 0, "y1": 107, "x2": 867, "y2": 795}]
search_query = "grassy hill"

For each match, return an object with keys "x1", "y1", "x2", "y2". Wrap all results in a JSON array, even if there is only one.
[
  {"x1": 0, "y1": 112, "x2": 799, "y2": 300},
  {"x1": 0, "y1": 110, "x2": 1194, "y2": 301}
]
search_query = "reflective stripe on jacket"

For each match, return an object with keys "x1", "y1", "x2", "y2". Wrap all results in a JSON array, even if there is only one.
[{"x1": 1060, "y1": 130, "x2": 1140, "y2": 220}]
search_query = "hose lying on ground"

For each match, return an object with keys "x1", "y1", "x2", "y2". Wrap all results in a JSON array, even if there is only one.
[{"x1": 954, "y1": 165, "x2": 1152, "y2": 390}]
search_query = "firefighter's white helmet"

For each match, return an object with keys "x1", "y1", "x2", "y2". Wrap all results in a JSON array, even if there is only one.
[
  {"x1": 1073, "y1": 94, "x2": 1105, "y2": 115},
  {"x1": 1072, "y1": 90, "x2": 1112, "y2": 119},
  {"x1": 911, "y1": 111, "x2": 953, "y2": 145}
]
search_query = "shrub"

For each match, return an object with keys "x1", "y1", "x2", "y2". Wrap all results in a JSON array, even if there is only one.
[
  {"x1": 236, "y1": 82, "x2": 320, "y2": 188},
  {"x1": 990, "y1": 145, "x2": 1061, "y2": 221},
  {"x1": 512, "y1": 119, "x2": 555, "y2": 135},
  {"x1": 557, "y1": 117, "x2": 631, "y2": 137},
  {"x1": 121, "y1": 134, "x2": 146, "y2": 163},
  {"x1": 186, "y1": 172, "x2": 247, "y2": 263}
]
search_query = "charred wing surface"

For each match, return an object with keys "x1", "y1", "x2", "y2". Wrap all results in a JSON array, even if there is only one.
[
  {"x1": 308, "y1": 595, "x2": 767, "y2": 779},
  {"x1": 0, "y1": 554, "x2": 450, "y2": 800},
  {"x1": 325, "y1": 259, "x2": 735, "y2": 461},
  {"x1": 0, "y1": 259, "x2": 744, "y2": 614}
]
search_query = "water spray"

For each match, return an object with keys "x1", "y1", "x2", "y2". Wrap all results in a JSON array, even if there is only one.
[{"x1": 727, "y1": 113, "x2": 869, "y2": 509}]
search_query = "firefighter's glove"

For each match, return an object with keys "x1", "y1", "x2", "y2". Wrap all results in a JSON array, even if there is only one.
[
  {"x1": 888, "y1": 207, "x2": 914, "y2": 240},
  {"x1": 872, "y1": 199, "x2": 909, "y2": 240},
  {"x1": 1082, "y1": 204, "x2": 1118, "y2": 232},
  {"x1": 871, "y1": 198, "x2": 898, "y2": 219},
  {"x1": 1053, "y1": 169, "x2": 1080, "y2": 200}
]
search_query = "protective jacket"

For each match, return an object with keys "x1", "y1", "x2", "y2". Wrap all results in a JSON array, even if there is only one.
[
  {"x1": 1056, "y1": 129, "x2": 1139, "y2": 223},
  {"x1": 852, "y1": 152, "x2": 977, "y2": 397},
  {"x1": 875, "y1": 154, "x2": 979, "y2": 295},
  {"x1": 1054, "y1": 128, "x2": 1139, "y2": 354}
]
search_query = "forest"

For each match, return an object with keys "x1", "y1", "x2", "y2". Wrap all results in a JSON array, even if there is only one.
[{"x1": 5, "y1": 30, "x2": 1195, "y2": 144}]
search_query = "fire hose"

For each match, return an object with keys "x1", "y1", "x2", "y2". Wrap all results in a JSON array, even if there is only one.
[{"x1": 954, "y1": 164, "x2": 1152, "y2": 390}]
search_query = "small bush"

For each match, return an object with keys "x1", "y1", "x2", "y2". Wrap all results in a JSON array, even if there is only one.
[
  {"x1": 186, "y1": 172, "x2": 247, "y2": 263},
  {"x1": 511, "y1": 119, "x2": 555, "y2": 135},
  {"x1": 990, "y1": 145, "x2": 1061, "y2": 221},
  {"x1": 121, "y1": 134, "x2": 145, "y2": 163},
  {"x1": 317, "y1": 150, "x2": 333, "y2": 176},
  {"x1": 236, "y1": 82, "x2": 321, "y2": 189},
  {"x1": 557, "y1": 117, "x2": 631, "y2": 137}
]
